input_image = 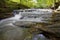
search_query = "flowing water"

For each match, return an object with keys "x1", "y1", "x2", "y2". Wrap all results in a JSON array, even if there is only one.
[{"x1": 0, "y1": 9, "x2": 53, "y2": 40}]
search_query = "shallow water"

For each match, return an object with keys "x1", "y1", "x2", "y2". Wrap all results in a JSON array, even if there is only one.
[{"x1": 0, "y1": 9, "x2": 53, "y2": 40}]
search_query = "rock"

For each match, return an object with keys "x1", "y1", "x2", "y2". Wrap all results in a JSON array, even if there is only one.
[{"x1": 0, "y1": 18, "x2": 32, "y2": 40}]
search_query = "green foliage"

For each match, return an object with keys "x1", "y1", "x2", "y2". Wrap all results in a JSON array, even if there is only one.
[
  {"x1": 6, "y1": 0, "x2": 20, "y2": 9},
  {"x1": 20, "y1": 0, "x2": 37, "y2": 8},
  {"x1": 0, "y1": 0, "x2": 59, "y2": 13},
  {"x1": 0, "y1": 0, "x2": 20, "y2": 13},
  {"x1": 20, "y1": 0, "x2": 55, "y2": 8},
  {"x1": 10, "y1": 0, "x2": 20, "y2": 3}
]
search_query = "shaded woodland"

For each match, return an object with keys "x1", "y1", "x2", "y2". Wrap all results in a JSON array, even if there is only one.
[{"x1": 0, "y1": 0, "x2": 60, "y2": 40}]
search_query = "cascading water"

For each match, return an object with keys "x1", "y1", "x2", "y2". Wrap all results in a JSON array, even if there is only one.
[{"x1": 0, "y1": 9, "x2": 53, "y2": 40}]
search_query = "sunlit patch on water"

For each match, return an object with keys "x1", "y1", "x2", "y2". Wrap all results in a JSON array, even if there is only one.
[{"x1": 32, "y1": 34, "x2": 49, "y2": 40}]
